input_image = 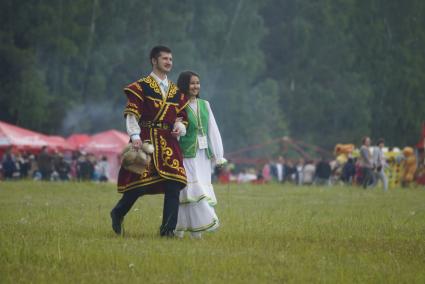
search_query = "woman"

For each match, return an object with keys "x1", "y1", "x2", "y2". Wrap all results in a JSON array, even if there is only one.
[{"x1": 175, "y1": 71, "x2": 226, "y2": 239}]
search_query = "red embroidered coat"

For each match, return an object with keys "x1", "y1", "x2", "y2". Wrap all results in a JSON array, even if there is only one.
[{"x1": 117, "y1": 75, "x2": 189, "y2": 194}]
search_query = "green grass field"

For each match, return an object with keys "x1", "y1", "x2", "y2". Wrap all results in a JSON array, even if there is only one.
[{"x1": 0, "y1": 181, "x2": 424, "y2": 283}]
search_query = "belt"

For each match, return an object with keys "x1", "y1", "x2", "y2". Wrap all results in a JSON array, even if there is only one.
[{"x1": 140, "y1": 121, "x2": 171, "y2": 130}]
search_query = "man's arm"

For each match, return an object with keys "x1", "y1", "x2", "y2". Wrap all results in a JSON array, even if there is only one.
[
  {"x1": 123, "y1": 82, "x2": 144, "y2": 149},
  {"x1": 126, "y1": 114, "x2": 142, "y2": 149}
]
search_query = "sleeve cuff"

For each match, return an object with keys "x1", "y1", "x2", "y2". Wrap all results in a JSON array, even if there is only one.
[
  {"x1": 215, "y1": 158, "x2": 227, "y2": 165},
  {"x1": 124, "y1": 109, "x2": 141, "y2": 120},
  {"x1": 131, "y1": 134, "x2": 141, "y2": 141}
]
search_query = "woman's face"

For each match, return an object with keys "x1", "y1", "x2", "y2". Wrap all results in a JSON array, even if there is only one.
[{"x1": 188, "y1": 75, "x2": 200, "y2": 97}]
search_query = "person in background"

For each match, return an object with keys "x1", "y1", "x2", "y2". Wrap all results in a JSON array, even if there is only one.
[
  {"x1": 28, "y1": 154, "x2": 39, "y2": 179},
  {"x1": 296, "y1": 158, "x2": 305, "y2": 185},
  {"x1": 17, "y1": 152, "x2": 30, "y2": 179},
  {"x1": 314, "y1": 157, "x2": 331, "y2": 185},
  {"x1": 359, "y1": 136, "x2": 374, "y2": 189},
  {"x1": 1, "y1": 146, "x2": 17, "y2": 179},
  {"x1": 262, "y1": 160, "x2": 272, "y2": 183},
  {"x1": 373, "y1": 139, "x2": 388, "y2": 191},
  {"x1": 341, "y1": 157, "x2": 356, "y2": 185},
  {"x1": 97, "y1": 156, "x2": 109, "y2": 182},
  {"x1": 69, "y1": 152, "x2": 79, "y2": 180},
  {"x1": 37, "y1": 146, "x2": 53, "y2": 181},
  {"x1": 271, "y1": 156, "x2": 285, "y2": 183},
  {"x1": 284, "y1": 160, "x2": 298, "y2": 183},
  {"x1": 77, "y1": 152, "x2": 93, "y2": 181},
  {"x1": 302, "y1": 160, "x2": 316, "y2": 185},
  {"x1": 56, "y1": 154, "x2": 71, "y2": 181}
]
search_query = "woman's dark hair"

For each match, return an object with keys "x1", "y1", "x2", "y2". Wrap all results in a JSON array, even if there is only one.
[{"x1": 177, "y1": 71, "x2": 200, "y2": 96}]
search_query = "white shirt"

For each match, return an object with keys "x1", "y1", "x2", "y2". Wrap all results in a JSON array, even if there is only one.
[
  {"x1": 276, "y1": 163, "x2": 284, "y2": 182},
  {"x1": 150, "y1": 72, "x2": 169, "y2": 98}
]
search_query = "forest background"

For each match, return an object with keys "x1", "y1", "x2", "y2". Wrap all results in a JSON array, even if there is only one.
[{"x1": 1, "y1": 0, "x2": 424, "y2": 155}]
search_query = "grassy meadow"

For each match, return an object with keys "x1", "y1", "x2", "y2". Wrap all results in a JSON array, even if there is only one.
[{"x1": 0, "y1": 181, "x2": 424, "y2": 283}]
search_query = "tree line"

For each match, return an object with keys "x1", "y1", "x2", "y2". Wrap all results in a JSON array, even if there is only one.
[{"x1": 1, "y1": 0, "x2": 424, "y2": 155}]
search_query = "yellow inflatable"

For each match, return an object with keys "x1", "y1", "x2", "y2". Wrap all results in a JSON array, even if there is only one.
[
  {"x1": 385, "y1": 150, "x2": 402, "y2": 188},
  {"x1": 334, "y1": 144, "x2": 355, "y2": 164},
  {"x1": 401, "y1": 147, "x2": 417, "y2": 187}
]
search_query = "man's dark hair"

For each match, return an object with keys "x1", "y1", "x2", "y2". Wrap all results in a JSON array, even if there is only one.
[
  {"x1": 376, "y1": 138, "x2": 385, "y2": 146},
  {"x1": 149, "y1": 46, "x2": 172, "y2": 65},
  {"x1": 177, "y1": 70, "x2": 200, "y2": 96}
]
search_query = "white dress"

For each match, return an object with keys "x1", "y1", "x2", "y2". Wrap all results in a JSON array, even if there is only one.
[{"x1": 175, "y1": 99, "x2": 225, "y2": 236}]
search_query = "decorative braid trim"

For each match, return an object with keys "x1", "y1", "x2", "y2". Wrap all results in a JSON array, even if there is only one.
[{"x1": 175, "y1": 219, "x2": 219, "y2": 233}]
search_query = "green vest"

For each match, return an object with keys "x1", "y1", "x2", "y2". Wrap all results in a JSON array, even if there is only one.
[{"x1": 179, "y1": 99, "x2": 213, "y2": 158}]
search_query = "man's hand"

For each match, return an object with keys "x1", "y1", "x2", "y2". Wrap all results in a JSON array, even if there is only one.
[{"x1": 132, "y1": 139, "x2": 142, "y2": 150}]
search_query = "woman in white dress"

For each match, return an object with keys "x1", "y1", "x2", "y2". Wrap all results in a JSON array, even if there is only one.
[{"x1": 175, "y1": 71, "x2": 226, "y2": 239}]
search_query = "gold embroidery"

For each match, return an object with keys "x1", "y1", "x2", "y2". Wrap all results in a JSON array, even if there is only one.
[
  {"x1": 176, "y1": 99, "x2": 190, "y2": 113},
  {"x1": 167, "y1": 83, "x2": 178, "y2": 99},
  {"x1": 124, "y1": 109, "x2": 141, "y2": 120},
  {"x1": 141, "y1": 167, "x2": 149, "y2": 178},
  {"x1": 158, "y1": 104, "x2": 169, "y2": 121},
  {"x1": 159, "y1": 136, "x2": 186, "y2": 175},
  {"x1": 147, "y1": 121, "x2": 187, "y2": 183},
  {"x1": 124, "y1": 87, "x2": 144, "y2": 101},
  {"x1": 142, "y1": 76, "x2": 162, "y2": 95},
  {"x1": 117, "y1": 176, "x2": 163, "y2": 193}
]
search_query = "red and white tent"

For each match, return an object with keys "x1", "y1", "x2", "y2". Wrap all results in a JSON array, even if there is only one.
[
  {"x1": 66, "y1": 134, "x2": 91, "y2": 150},
  {"x1": 43, "y1": 135, "x2": 76, "y2": 151},
  {"x1": 0, "y1": 121, "x2": 75, "y2": 153},
  {"x1": 0, "y1": 121, "x2": 48, "y2": 152}
]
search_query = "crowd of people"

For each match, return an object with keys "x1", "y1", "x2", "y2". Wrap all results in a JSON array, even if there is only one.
[
  {"x1": 217, "y1": 157, "x2": 337, "y2": 186},
  {"x1": 2, "y1": 139, "x2": 423, "y2": 190},
  {"x1": 217, "y1": 137, "x2": 425, "y2": 190},
  {"x1": 0, "y1": 146, "x2": 110, "y2": 182}
]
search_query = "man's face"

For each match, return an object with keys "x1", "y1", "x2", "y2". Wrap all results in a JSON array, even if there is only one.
[
  {"x1": 152, "y1": 52, "x2": 172, "y2": 73},
  {"x1": 365, "y1": 138, "x2": 371, "y2": 146}
]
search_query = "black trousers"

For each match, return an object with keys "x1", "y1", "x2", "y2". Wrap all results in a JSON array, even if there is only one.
[
  {"x1": 111, "y1": 181, "x2": 181, "y2": 234},
  {"x1": 362, "y1": 167, "x2": 374, "y2": 189}
]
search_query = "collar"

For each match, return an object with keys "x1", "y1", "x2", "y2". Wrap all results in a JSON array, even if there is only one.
[{"x1": 150, "y1": 72, "x2": 168, "y2": 87}]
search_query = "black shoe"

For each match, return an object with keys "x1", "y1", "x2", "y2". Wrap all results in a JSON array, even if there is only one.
[
  {"x1": 110, "y1": 211, "x2": 123, "y2": 235},
  {"x1": 159, "y1": 226, "x2": 175, "y2": 238}
]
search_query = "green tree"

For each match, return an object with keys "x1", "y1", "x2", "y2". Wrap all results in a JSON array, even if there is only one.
[
  {"x1": 261, "y1": 0, "x2": 372, "y2": 148},
  {"x1": 351, "y1": 0, "x2": 425, "y2": 146}
]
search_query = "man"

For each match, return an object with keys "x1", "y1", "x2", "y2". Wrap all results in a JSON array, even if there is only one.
[
  {"x1": 373, "y1": 138, "x2": 388, "y2": 191},
  {"x1": 302, "y1": 160, "x2": 316, "y2": 185},
  {"x1": 1, "y1": 146, "x2": 16, "y2": 179},
  {"x1": 314, "y1": 157, "x2": 331, "y2": 186},
  {"x1": 359, "y1": 136, "x2": 374, "y2": 189},
  {"x1": 110, "y1": 46, "x2": 189, "y2": 237},
  {"x1": 271, "y1": 156, "x2": 285, "y2": 183},
  {"x1": 37, "y1": 146, "x2": 52, "y2": 181}
]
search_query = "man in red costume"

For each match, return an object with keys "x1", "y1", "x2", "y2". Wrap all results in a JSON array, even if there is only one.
[{"x1": 110, "y1": 46, "x2": 189, "y2": 237}]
